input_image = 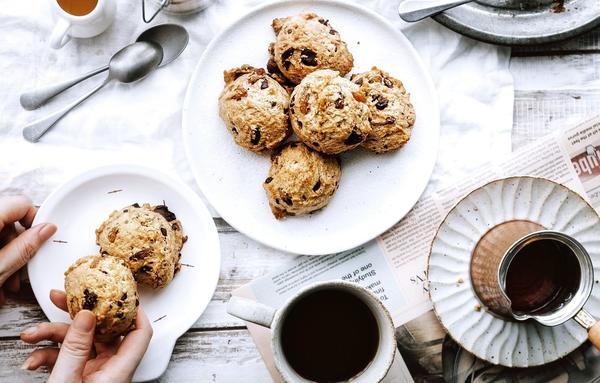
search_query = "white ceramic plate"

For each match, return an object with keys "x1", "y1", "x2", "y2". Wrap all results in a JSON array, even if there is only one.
[
  {"x1": 182, "y1": 0, "x2": 439, "y2": 255},
  {"x1": 428, "y1": 176, "x2": 600, "y2": 367},
  {"x1": 27, "y1": 165, "x2": 221, "y2": 382}
]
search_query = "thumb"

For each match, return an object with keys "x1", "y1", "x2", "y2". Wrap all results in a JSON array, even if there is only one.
[
  {"x1": 48, "y1": 310, "x2": 96, "y2": 383},
  {"x1": 0, "y1": 223, "x2": 56, "y2": 286}
]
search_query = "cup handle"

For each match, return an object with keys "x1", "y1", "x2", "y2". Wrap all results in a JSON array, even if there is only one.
[
  {"x1": 574, "y1": 308, "x2": 600, "y2": 349},
  {"x1": 49, "y1": 18, "x2": 72, "y2": 49},
  {"x1": 226, "y1": 296, "x2": 277, "y2": 328}
]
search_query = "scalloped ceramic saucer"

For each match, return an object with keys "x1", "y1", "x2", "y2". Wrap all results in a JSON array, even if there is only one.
[{"x1": 428, "y1": 176, "x2": 600, "y2": 367}]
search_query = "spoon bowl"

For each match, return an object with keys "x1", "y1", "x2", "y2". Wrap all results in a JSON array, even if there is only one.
[
  {"x1": 137, "y1": 24, "x2": 189, "y2": 67},
  {"x1": 22, "y1": 41, "x2": 163, "y2": 142}
]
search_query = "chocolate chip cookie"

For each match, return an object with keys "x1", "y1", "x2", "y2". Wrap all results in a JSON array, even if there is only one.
[
  {"x1": 268, "y1": 13, "x2": 354, "y2": 85},
  {"x1": 96, "y1": 203, "x2": 186, "y2": 289},
  {"x1": 64, "y1": 255, "x2": 138, "y2": 342},
  {"x1": 351, "y1": 67, "x2": 416, "y2": 153},
  {"x1": 264, "y1": 142, "x2": 341, "y2": 219},
  {"x1": 290, "y1": 69, "x2": 371, "y2": 154},
  {"x1": 219, "y1": 65, "x2": 291, "y2": 153}
]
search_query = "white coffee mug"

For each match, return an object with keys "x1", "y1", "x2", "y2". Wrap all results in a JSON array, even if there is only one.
[
  {"x1": 227, "y1": 281, "x2": 397, "y2": 383},
  {"x1": 50, "y1": 0, "x2": 117, "y2": 49}
]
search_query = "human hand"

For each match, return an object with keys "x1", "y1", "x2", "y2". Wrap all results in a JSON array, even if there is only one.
[
  {"x1": 0, "y1": 195, "x2": 56, "y2": 305},
  {"x1": 21, "y1": 290, "x2": 153, "y2": 383}
]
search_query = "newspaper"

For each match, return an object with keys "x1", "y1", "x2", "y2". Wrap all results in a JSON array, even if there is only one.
[{"x1": 232, "y1": 114, "x2": 600, "y2": 382}]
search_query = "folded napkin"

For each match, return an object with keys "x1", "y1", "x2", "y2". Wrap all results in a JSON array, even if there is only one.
[{"x1": 0, "y1": 0, "x2": 513, "y2": 210}]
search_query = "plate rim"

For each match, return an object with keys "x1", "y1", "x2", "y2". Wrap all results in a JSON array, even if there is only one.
[
  {"x1": 26, "y1": 163, "x2": 222, "y2": 380},
  {"x1": 426, "y1": 175, "x2": 598, "y2": 367},
  {"x1": 433, "y1": 1, "x2": 600, "y2": 45},
  {"x1": 181, "y1": 0, "x2": 440, "y2": 255}
]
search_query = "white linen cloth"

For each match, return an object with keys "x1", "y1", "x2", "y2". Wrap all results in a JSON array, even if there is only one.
[{"x1": 0, "y1": 0, "x2": 513, "y2": 210}]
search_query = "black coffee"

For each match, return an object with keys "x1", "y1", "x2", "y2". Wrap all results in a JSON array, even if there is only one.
[
  {"x1": 280, "y1": 289, "x2": 379, "y2": 383},
  {"x1": 505, "y1": 239, "x2": 581, "y2": 314}
]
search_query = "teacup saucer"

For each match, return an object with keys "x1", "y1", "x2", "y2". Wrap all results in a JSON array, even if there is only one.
[{"x1": 428, "y1": 176, "x2": 600, "y2": 367}]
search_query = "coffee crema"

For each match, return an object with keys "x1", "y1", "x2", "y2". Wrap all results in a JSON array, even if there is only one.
[
  {"x1": 57, "y1": 0, "x2": 98, "y2": 16},
  {"x1": 280, "y1": 289, "x2": 379, "y2": 383}
]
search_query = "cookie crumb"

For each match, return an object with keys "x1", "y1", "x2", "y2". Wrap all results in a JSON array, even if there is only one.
[
  {"x1": 474, "y1": 304, "x2": 481, "y2": 312},
  {"x1": 457, "y1": 277, "x2": 464, "y2": 284}
]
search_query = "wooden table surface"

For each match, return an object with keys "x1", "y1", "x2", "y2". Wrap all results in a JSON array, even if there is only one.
[{"x1": 2, "y1": 19, "x2": 600, "y2": 383}]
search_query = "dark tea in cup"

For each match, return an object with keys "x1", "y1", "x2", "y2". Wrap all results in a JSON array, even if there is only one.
[{"x1": 280, "y1": 289, "x2": 380, "y2": 383}]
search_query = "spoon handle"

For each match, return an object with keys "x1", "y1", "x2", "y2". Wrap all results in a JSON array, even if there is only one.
[
  {"x1": 22, "y1": 78, "x2": 110, "y2": 143},
  {"x1": 20, "y1": 65, "x2": 109, "y2": 110},
  {"x1": 398, "y1": 0, "x2": 473, "y2": 22}
]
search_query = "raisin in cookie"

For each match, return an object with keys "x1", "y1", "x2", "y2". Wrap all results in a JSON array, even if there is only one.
[
  {"x1": 219, "y1": 65, "x2": 290, "y2": 153},
  {"x1": 268, "y1": 13, "x2": 353, "y2": 85},
  {"x1": 290, "y1": 69, "x2": 371, "y2": 154},
  {"x1": 264, "y1": 142, "x2": 341, "y2": 219},
  {"x1": 65, "y1": 255, "x2": 138, "y2": 342},
  {"x1": 96, "y1": 203, "x2": 186, "y2": 289},
  {"x1": 351, "y1": 67, "x2": 416, "y2": 154}
]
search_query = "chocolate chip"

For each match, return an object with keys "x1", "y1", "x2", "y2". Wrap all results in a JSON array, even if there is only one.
[
  {"x1": 251, "y1": 127, "x2": 261, "y2": 145},
  {"x1": 121, "y1": 292, "x2": 128, "y2": 301},
  {"x1": 312, "y1": 180, "x2": 321, "y2": 192},
  {"x1": 135, "y1": 299, "x2": 139, "y2": 306},
  {"x1": 271, "y1": 101, "x2": 277, "y2": 108},
  {"x1": 300, "y1": 48, "x2": 318, "y2": 67},
  {"x1": 297, "y1": 120, "x2": 303, "y2": 129},
  {"x1": 140, "y1": 265, "x2": 152, "y2": 273},
  {"x1": 116, "y1": 312, "x2": 124, "y2": 319},
  {"x1": 132, "y1": 203, "x2": 140, "y2": 208},
  {"x1": 275, "y1": 198, "x2": 280, "y2": 204},
  {"x1": 83, "y1": 289, "x2": 98, "y2": 310},
  {"x1": 160, "y1": 227, "x2": 167, "y2": 237},
  {"x1": 130, "y1": 249, "x2": 152, "y2": 261},
  {"x1": 354, "y1": 78, "x2": 364, "y2": 86},
  {"x1": 264, "y1": 177, "x2": 273, "y2": 184},
  {"x1": 284, "y1": 107, "x2": 289, "y2": 114},
  {"x1": 385, "y1": 116, "x2": 396, "y2": 124},
  {"x1": 260, "y1": 79, "x2": 269, "y2": 89},
  {"x1": 344, "y1": 130, "x2": 363, "y2": 145},
  {"x1": 231, "y1": 127, "x2": 238, "y2": 135},
  {"x1": 335, "y1": 94, "x2": 344, "y2": 109},
  {"x1": 117, "y1": 301, "x2": 123, "y2": 307},
  {"x1": 318, "y1": 18, "x2": 328, "y2": 25},
  {"x1": 108, "y1": 228, "x2": 118, "y2": 243},
  {"x1": 290, "y1": 143, "x2": 298, "y2": 148},
  {"x1": 172, "y1": 223, "x2": 179, "y2": 231},
  {"x1": 283, "y1": 196, "x2": 293, "y2": 206},
  {"x1": 329, "y1": 29, "x2": 337, "y2": 35},
  {"x1": 153, "y1": 205, "x2": 177, "y2": 221},
  {"x1": 282, "y1": 48, "x2": 294, "y2": 70},
  {"x1": 383, "y1": 78, "x2": 393, "y2": 88},
  {"x1": 123, "y1": 209, "x2": 128, "y2": 213},
  {"x1": 287, "y1": 28, "x2": 293, "y2": 34},
  {"x1": 101, "y1": 270, "x2": 108, "y2": 274},
  {"x1": 312, "y1": 141, "x2": 320, "y2": 147},
  {"x1": 375, "y1": 99, "x2": 389, "y2": 110}
]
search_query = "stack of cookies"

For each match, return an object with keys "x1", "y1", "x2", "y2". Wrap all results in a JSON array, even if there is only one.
[
  {"x1": 63, "y1": 203, "x2": 186, "y2": 341},
  {"x1": 218, "y1": 13, "x2": 416, "y2": 220}
]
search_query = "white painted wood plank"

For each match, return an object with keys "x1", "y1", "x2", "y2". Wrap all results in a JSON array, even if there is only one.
[{"x1": 0, "y1": 329, "x2": 272, "y2": 383}]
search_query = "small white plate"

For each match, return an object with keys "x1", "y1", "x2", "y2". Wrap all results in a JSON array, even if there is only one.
[
  {"x1": 428, "y1": 176, "x2": 600, "y2": 367},
  {"x1": 27, "y1": 165, "x2": 221, "y2": 382},
  {"x1": 182, "y1": 0, "x2": 439, "y2": 255}
]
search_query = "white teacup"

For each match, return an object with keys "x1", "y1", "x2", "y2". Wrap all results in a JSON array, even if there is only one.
[
  {"x1": 227, "y1": 281, "x2": 396, "y2": 383},
  {"x1": 50, "y1": 0, "x2": 117, "y2": 49}
]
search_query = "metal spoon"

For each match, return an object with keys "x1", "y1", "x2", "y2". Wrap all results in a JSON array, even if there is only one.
[
  {"x1": 22, "y1": 41, "x2": 163, "y2": 142},
  {"x1": 398, "y1": 0, "x2": 474, "y2": 22},
  {"x1": 20, "y1": 24, "x2": 188, "y2": 110}
]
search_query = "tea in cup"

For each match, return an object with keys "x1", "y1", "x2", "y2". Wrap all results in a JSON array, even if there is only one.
[
  {"x1": 227, "y1": 281, "x2": 396, "y2": 383},
  {"x1": 50, "y1": 0, "x2": 116, "y2": 49}
]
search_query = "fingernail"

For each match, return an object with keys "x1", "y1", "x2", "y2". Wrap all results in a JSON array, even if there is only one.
[
  {"x1": 20, "y1": 356, "x2": 33, "y2": 370},
  {"x1": 73, "y1": 310, "x2": 96, "y2": 332},
  {"x1": 37, "y1": 223, "x2": 57, "y2": 240},
  {"x1": 20, "y1": 326, "x2": 37, "y2": 337}
]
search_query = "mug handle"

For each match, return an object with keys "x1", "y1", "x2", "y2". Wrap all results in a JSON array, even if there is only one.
[
  {"x1": 49, "y1": 18, "x2": 72, "y2": 49},
  {"x1": 227, "y1": 296, "x2": 277, "y2": 328},
  {"x1": 574, "y1": 309, "x2": 600, "y2": 349}
]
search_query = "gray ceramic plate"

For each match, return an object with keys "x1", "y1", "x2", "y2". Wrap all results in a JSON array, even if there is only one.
[{"x1": 433, "y1": 0, "x2": 600, "y2": 45}]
